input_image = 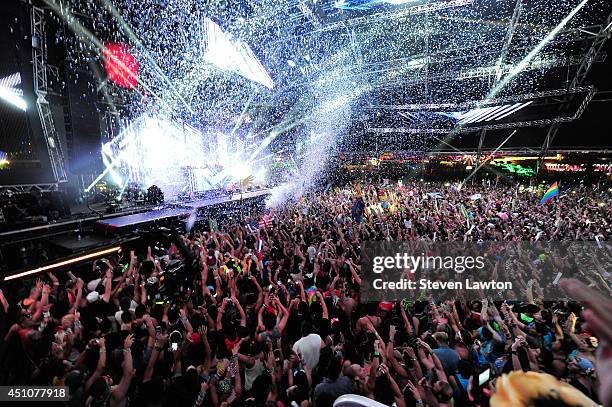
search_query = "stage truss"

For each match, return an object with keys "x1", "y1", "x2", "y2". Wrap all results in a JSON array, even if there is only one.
[
  {"x1": 0, "y1": 5, "x2": 67, "y2": 195},
  {"x1": 31, "y1": 5, "x2": 67, "y2": 184},
  {"x1": 536, "y1": 10, "x2": 612, "y2": 173}
]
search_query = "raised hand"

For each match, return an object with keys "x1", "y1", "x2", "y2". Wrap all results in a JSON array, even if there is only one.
[
  {"x1": 561, "y1": 279, "x2": 612, "y2": 382},
  {"x1": 389, "y1": 325, "x2": 397, "y2": 340},
  {"x1": 405, "y1": 380, "x2": 422, "y2": 401},
  {"x1": 124, "y1": 334, "x2": 134, "y2": 350}
]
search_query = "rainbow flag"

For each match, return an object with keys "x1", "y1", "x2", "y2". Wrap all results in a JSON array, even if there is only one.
[
  {"x1": 539, "y1": 182, "x2": 559, "y2": 205},
  {"x1": 306, "y1": 287, "x2": 317, "y2": 305}
]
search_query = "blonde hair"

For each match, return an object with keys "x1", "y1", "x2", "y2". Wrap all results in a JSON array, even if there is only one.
[{"x1": 433, "y1": 331, "x2": 449, "y2": 343}]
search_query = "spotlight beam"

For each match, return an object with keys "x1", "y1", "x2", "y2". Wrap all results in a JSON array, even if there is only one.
[
  {"x1": 461, "y1": 130, "x2": 517, "y2": 188},
  {"x1": 231, "y1": 91, "x2": 256, "y2": 136},
  {"x1": 487, "y1": 0, "x2": 590, "y2": 100},
  {"x1": 495, "y1": 0, "x2": 525, "y2": 81}
]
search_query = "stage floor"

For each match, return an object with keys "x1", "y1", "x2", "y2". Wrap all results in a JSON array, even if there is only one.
[{"x1": 95, "y1": 188, "x2": 271, "y2": 231}]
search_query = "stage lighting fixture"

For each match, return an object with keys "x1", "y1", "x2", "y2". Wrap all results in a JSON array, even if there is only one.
[
  {"x1": 3, "y1": 246, "x2": 121, "y2": 282},
  {"x1": 455, "y1": 101, "x2": 532, "y2": 125},
  {"x1": 201, "y1": 18, "x2": 273, "y2": 89},
  {"x1": 0, "y1": 73, "x2": 26, "y2": 111},
  {"x1": 92, "y1": 114, "x2": 270, "y2": 198},
  {"x1": 103, "y1": 42, "x2": 139, "y2": 89},
  {"x1": 0, "y1": 151, "x2": 8, "y2": 168}
]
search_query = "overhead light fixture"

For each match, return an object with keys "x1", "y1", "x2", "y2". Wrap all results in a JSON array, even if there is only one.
[
  {"x1": 0, "y1": 151, "x2": 8, "y2": 167},
  {"x1": 201, "y1": 18, "x2": 273, "y2": 89},
  {"x1": 3, "y1": 246, "x2": 121, "y2": 281}
]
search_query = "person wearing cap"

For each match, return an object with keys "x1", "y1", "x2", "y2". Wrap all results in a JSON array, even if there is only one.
[{"x1": 566, "y1": 354, "x2": 598, "y2": 403}]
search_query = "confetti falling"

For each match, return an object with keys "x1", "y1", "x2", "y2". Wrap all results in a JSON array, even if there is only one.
[{"x1": 44, "y1": 0, "x2": 612, "y2": 202}]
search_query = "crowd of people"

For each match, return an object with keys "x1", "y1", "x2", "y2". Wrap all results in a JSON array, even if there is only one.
[{"x1": 0, "y1": 179, "x2": 611, "y2": 407}]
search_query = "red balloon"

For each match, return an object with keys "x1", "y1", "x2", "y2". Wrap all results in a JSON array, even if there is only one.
[{"x1": 103, "y1": 43, "x2": 138, "y2": 89}]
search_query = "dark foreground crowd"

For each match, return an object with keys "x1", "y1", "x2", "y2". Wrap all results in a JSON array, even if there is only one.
[{"x1": 0, "y1": 180, "x2": 611, "y2": 407}]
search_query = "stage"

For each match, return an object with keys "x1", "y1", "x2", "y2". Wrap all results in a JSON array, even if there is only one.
[{"x1": 95, "y1": 188, "x2": 271, "y2": 233}]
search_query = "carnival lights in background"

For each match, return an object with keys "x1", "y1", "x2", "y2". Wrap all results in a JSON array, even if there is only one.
[
  {"x1": 0, "y1": 151, "x2": 9, "y2": 169},
  {"x1": 492, "y1": 162, "x2": 535, "y2": 177},
  {"x1": 544, "y1": 163, "x2": 586, "y2": 172},
  {"x1": 593, "y1": 164, "x2": 612, "y2": 173}
]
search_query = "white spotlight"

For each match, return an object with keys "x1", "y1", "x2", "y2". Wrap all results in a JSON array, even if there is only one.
[{"x1": 0, "y1": 73, "x2": 27, "y2": 111}]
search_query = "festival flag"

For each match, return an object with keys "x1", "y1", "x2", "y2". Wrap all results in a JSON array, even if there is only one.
[
  {"x1": 258, "y1": 212, "x2": 274, "y2": 229},
  {"x1": 539, "y1": 182, "x2": 559, "y2": 205},
  {"x1": 306, "y1": 287, "x2": 317, "y2": 304},
  {"x1": 460, "y1": 203, "x2": 470, "y2": 227},
  {"x1": 351, "y1": 195, "x2": 365, "y2": 222},
  {"x1": 246, "y1": 221, "x2": 259, "y2": 232},
  {"x1": 377, "y1": 188, "x2": 387, "y2": 201},
  {"x1": 460, "y1": 203, "x2": 468, "y2": 219}
]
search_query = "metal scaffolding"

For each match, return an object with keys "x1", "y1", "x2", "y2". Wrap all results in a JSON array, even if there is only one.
[
  {"x1": 31, "y1": 5, "x2": 67, "y2": 184},
  {"x1": 536, "y1": 11, "x2": 612, "y2": 174},
  {"x1": 364, "y1": 87, "x2": 592, "y2": 111},
  {"x1": 366, "y1": 87, "x2": 596, "y2": 133},
  {"x1": 494, "y1": 0, "x2": 525, "y2": 82}
]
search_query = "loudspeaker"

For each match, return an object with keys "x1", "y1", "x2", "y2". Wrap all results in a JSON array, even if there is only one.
[{"x1": 63, "y1": 67, "x2": 102, "y2": 175}]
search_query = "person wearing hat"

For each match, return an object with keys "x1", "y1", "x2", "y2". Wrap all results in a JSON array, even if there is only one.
[{"x1": 79, "y1": 268, "x2": 113, "y2": 332}]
